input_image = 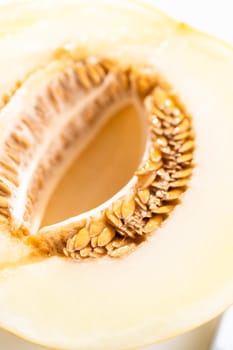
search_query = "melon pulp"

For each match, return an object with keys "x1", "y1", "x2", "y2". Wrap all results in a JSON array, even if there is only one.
[{"x1": 0, "y1": 0, "x2": 232, "y2": 349}]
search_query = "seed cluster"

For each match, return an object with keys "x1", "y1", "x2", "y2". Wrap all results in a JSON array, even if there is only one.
[
  {"x1": 28, "y1": 57, "x2": 194, "y2": 260},
  {"x1": 61, "y1": 85, "x2": 194, "y2": 260},
  {"x1": 0, "y1": 54, "x2": 194, "y2": 259}
]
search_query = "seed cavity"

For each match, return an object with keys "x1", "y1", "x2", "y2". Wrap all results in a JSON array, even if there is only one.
[{"x1": 0, "y1": 53, "x2": 195, "y2": 260}]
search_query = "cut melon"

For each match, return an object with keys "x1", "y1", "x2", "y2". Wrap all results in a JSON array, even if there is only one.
[{"x1": 0, "y1": 0, "x2": 232, "y2": 349}]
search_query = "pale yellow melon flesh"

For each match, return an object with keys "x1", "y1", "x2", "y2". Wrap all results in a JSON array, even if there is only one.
[{"x1": 0, "y1": 1, "x2": 232, "y2": 350}]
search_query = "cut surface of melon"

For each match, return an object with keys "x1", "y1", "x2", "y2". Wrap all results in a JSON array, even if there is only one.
[{"x1": 0, "y1": 1, "x2": 232, "y2": 350}]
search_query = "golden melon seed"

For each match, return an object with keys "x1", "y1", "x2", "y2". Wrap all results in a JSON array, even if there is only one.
[
  {"x1": 170, "y1": 179, "x2": 189, "y2": 187},
  {"x1": 172, "y1": 168, "x2": 193, "y2": 179},
  {"x1": 177, "y1": 153, "x2": 193, "y2": 164},
  {"x1": 152, "y1": 205, "x2": 174, "y2": 214},
  {"x1": 179, "y1": 140, "x2": 194, "y2": 153},
  {"x1": 89, "y1": 219, "x2": 105, "y2": 238},
  {"x1": 112, "y1": 200, "x2": 123, "y2": 219},
  {"x1": 137, "y1": 189, "x2": 150, "y2": 205},
  {"x1": 109, "y1": 243, "x2": 136, "y2": 258},
  {"x1": 166, "y1": 189, "x2": 184, "y2": 201},
  {"x1": 105, "y1": 209, "x2": 122, "y2": 228},
  {"x1": 121, "y1": 196, "x2": 135, "y2": 221},
  {"x1": 74, "y1": 228, "x2": 90, "y2": 251},
  {"x1": 97, "y1": 227, "x2": 115, "y2": 247},
  {"x1": 137, "y1": 172, "x2": 156, "y2": 189}
]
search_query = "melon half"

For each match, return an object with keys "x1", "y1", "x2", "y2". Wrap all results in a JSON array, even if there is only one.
[{"x1": 0, "y1": 0, "x2": 232, "y2": 349}]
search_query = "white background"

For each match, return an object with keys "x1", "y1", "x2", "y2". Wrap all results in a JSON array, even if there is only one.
[{"x1": 148, "y1": 0, "x2": 233, "y2": 44}]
